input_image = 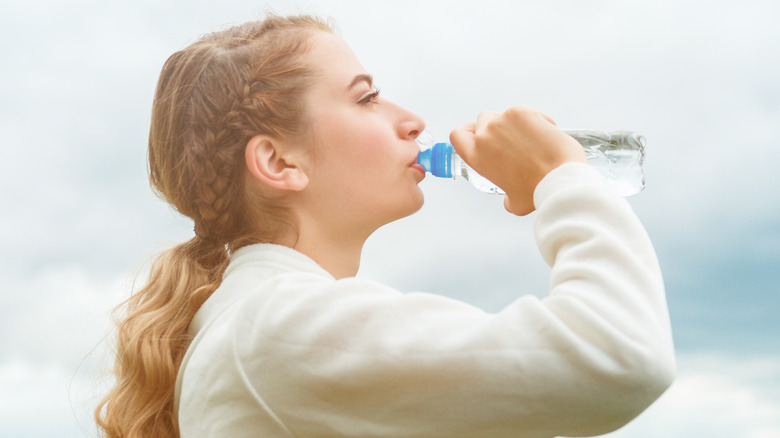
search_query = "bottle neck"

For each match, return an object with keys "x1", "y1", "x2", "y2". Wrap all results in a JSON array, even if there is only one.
[{"x1": 416, "y1": 142, "x2": 454, "y2": 178}]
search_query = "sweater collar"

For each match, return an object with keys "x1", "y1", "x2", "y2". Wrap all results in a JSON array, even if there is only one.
[
  {"x1": 188, "y1": 244, "x2": 334, "y2": 336},
  {"x1": 224, "y1": 243, "x2": 334, "y2": 280}
]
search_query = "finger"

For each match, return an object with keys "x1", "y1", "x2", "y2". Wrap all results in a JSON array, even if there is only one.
[
  {"x1": 475, "y1": 110, "x2": 500, "y2": 133},
  {"x1": 504, "y1": 195, "x2": 534, "y2": 217},
  {"x1": 461, "y1": 122, "x2": 477, "y2": 134},
  {"x1": 450, "y1": 123, "x2": 477, "y2": 156},
  {"x1": 541, "y1": 112, "x2": 557, "y2": 126}
]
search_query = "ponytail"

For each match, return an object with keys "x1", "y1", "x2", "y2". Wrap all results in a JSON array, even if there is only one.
[{"x1": 95, "y1": 238, "x2": 228, "y2": 437}]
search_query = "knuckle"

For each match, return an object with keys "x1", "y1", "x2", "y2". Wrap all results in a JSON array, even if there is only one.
[{"x1": 506, "y1": 105, "x2": 530, "y2": 116}]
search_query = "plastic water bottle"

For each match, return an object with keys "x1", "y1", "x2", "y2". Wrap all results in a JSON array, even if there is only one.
[{"x1": 416, "y1": 130, "x2": 646, "y2": 196}]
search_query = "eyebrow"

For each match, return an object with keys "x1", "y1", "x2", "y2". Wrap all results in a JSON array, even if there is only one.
[{"x1": 347, "y1": 74, "x2": 374, "y2": 90}]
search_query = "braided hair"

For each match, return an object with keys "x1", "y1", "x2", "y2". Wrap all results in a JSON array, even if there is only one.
[{"x1": 95, "y1": 15, "x2": 333, "y2": 437}]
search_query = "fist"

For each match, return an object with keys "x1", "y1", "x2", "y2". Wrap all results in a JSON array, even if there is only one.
[{"x1": 450, "y1": 106, "x2": 585, "y2": 215}]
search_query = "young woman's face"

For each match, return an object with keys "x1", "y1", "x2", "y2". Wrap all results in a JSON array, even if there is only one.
[{"x1": 299, "y1": 32, "x2": 427, "y2": 237}]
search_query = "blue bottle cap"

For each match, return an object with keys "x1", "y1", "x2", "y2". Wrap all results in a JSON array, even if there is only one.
[
  {"x1": 416, "y1": 142, "x2": 453, "y2": 178},
  {"x1": 417, "y1": 148, "x2": 433, "y2": 173}
]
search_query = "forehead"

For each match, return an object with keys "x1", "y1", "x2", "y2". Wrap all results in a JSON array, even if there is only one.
[{"x1": 307, "y1": 32, "x2": 368, "y2": 88}]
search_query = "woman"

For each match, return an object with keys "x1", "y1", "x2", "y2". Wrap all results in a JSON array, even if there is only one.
[{"x1": 96, "y1": 14, "x2": 675, "y2": 438}]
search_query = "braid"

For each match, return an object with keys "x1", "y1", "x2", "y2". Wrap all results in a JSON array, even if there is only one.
[
  {"x1": 175, "y1": 19, "x2": 326, "y2": 244},
  {"x1": 189, "y1": 123, "x2": 239, "y2": 243}
]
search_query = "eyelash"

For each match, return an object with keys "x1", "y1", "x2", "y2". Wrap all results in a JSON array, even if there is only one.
[{"x1": 358, "y1": 87, "x2": 381, "y2": 104}]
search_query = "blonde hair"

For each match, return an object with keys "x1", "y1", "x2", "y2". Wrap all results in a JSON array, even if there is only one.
[{"x1": 95, "y1": 15, "x2": 333, "y2": 437}]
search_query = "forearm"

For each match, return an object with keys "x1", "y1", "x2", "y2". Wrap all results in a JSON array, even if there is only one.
[{"x1": 531, "y1": 162, "x2": 675, "y2": 434}]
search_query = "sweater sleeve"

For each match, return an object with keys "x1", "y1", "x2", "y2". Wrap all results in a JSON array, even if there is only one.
[{"x1": 233, "y1": 163, "x2": 675, "y2": 438}]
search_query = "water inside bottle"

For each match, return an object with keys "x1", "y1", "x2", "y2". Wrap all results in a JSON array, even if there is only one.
[
  {"x1": 456, "y1": 159, "x2": 505, "y2": 194},
  {"x1": 585, "y1": 148, "x2": 645, "y2": 197},
  {"x1": 576, "y1": 131, "x2": 646, "y2": 197}
]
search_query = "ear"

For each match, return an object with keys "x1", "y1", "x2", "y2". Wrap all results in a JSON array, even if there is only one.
[{"x1": 244, "y1": 135, "x2": 309, "y2": 191}]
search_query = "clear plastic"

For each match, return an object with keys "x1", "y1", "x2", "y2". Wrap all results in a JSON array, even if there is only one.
[
  {"x1": 416, "y1": 130, "x2": 646, "y2": 197},
  {"x1": 451, "y1": 153, "x2": 504, "y2": 194}
]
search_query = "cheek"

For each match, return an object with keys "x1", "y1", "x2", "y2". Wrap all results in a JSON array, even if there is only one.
[
  {"x1": 309, "y1": 110, "x2": 399, "y2": 185},
  {"x1": 345, "y1": 137, "x2": 395, "y2": 178}
]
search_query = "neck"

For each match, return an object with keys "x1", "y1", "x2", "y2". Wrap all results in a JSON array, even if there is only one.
[{"x1": 291, "y1": 223, "x2": 372, "y2": 279}]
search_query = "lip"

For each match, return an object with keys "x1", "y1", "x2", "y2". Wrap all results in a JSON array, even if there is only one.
[
  {"x1": 410, "y1": 162, "x2": 426, "y2": 180},
  {"x1": 408, "y1": 146, "x2": 426, "y2": 179}
]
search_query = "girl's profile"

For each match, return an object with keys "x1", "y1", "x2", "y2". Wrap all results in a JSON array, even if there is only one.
[{"x1": 95, "y1": 14, "x2": 675, "y2": 438}]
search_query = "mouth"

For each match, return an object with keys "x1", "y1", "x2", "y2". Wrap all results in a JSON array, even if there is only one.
[
  {"x1": 410, "y1": 162, "x2": 426, "y2": 182},
  {"x1": 408, "y1": 142, "x2": 427, "y2": 179}
]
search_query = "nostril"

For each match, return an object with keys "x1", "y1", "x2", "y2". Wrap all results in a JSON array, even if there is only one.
[{"x1": 397, "y1": 108, "x2": 426, "y2": 140}]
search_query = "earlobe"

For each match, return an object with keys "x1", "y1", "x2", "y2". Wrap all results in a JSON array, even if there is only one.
[{"x1": 244, "y1": 135, "x2": 309, "y2": 191}]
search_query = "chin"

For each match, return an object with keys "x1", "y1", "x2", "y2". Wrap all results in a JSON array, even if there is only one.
[
  {"x1": 411, "y1": 191, "x2": 425, "y2": 213},
  {"x1": 400, "y1": 190, "x2": 425, "y2": 218},
  {"x1": 378, "y1": 191, "x2": 425, "y2": 227}
]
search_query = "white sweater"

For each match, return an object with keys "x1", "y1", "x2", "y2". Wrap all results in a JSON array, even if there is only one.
[{"x1": 175, "y1": 163, "x2": 675, "y2": 438}]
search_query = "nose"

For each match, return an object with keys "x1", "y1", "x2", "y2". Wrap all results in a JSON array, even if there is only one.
[{"x1": 391, "y1": 101, "x2": 426, "y2": 141}]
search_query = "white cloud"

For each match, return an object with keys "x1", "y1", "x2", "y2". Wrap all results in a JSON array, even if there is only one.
[
  {"x1": 0, "y1": 266, "x2": 127, "y2": 438},
  {"x1": 605, "y1": 353, "x2": 780, "y2": 438}
]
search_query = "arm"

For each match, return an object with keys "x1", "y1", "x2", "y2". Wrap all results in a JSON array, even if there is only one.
[{"x1": 238, "y1": 108, "x2": 674, "y2": 437}]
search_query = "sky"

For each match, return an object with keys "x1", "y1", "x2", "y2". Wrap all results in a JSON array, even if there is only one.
[{"x1": 1, "y1": 0, "x2": 778, "y2": 437}]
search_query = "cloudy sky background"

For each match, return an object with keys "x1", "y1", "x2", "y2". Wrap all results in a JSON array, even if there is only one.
[{"x1": 1, "y1": 0, "x2": 779, "y2": 436}]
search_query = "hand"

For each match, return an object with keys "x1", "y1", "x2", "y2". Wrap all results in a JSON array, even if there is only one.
[{"x1": 450, "y1": 106, "x2": 586, "y2": 216}]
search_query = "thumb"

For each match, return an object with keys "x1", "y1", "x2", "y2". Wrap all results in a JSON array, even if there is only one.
[{"x1": 504, "y1": 195, "x2": 535, "y2": 217}]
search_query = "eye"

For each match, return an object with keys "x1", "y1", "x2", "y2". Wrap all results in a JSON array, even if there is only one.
[{"x1": 358, "y1": 87, "x2": 381, "y2": 104}]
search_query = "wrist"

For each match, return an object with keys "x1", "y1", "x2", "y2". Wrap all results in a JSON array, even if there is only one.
[{"x1": 533, "y1": 162, "x2": 606, "y2": 209}]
